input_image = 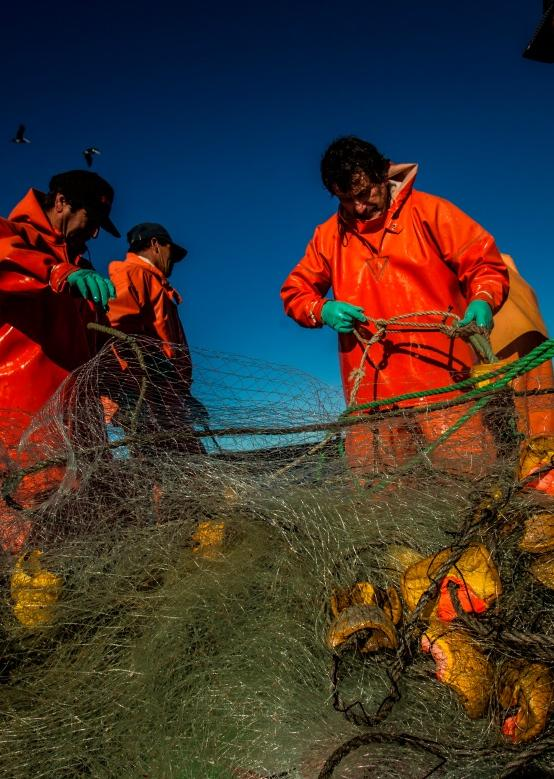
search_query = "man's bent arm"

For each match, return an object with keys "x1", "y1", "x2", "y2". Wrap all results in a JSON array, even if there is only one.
[
  {"x1": 0, "y1": 228, "x2": 77, "y2": 297},
  {"x1": 425, "y1": 197, "x2": 509, "y2": 313},
  {"x1": 281, "y1": 229, "x2": 333, "y2": 327}
]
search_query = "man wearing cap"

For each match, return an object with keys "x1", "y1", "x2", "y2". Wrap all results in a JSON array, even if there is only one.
[
  {"x1": 106, "y1": 223, "x2": 206, "y2": 453},
  {"x1": 107, "y1": 222, "x2": 190, "y2": 380},
  {"x1": 281, "y1": 136, "x2": 509, "y2": 476},
  {"x1": 0, "y1": 169, "x2": 120, "y2": 551}
]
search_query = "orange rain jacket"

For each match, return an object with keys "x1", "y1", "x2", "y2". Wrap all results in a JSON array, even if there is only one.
[
  {"x1": 0, "y1": 189, "x2": 101, "y2": 551},
  {"x1": 491, "y1": 253, "x2": 553, "y2": 439},
  {"x1": 0, "y1": 189, "x2": 100, "y2": 446},
  {"x1": 107, "y1": 252, "x2": 192, "y2": 389},
  {"x1": 281, "y1": 163, "x2": 509, "y2": 407}
]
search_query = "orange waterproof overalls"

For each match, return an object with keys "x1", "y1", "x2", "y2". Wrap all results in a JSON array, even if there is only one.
[
  {"x1": 491, "y1": 254, "x2": 554, "y2": 494},
  {"x1": 281, "y1": 164, "x2": 509, "y2": 474},
  {"x1": 0, "y1": 190, "x2": 100, "y2": 550},
  {"x1": 491, "y1": 254, "x2": 553, "y2": 438}
]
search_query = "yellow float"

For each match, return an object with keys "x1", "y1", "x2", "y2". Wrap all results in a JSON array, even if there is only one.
[{"x1": 10, "y1": 550, "x2": 61, "y2": 628}]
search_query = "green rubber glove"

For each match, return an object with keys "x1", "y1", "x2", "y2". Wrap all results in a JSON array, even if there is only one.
[
  {"x1": 67, "y1": 269, "x2": 116, "y2": 311},
  {"x1": 321, "y1": 301, "x2": 367, "y2": 333},
  {"x1": 459, "y1": 300, "x2": 493, "y2": 331}
]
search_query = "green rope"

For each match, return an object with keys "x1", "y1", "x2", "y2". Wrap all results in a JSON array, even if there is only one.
[
  {"x1": 421, "y1": 394, "x2": 491, "y2": 458},
  {"x1": 362, "y1": 395, "x2": 492, "y2": 495},
  {"x1": 1, "y1": 336, "x2": 551, "y2": 502},
  {"x1": 341, "y1": 338, "x2": 554, "y2": 419},
  {"x1": 340, "y1": 339, "x2": 554, "y2": 488}
]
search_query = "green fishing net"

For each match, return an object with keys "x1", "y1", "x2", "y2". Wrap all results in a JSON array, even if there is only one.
[{"x1": 0, "y1": 335, "x2": 552, "y2": 779}]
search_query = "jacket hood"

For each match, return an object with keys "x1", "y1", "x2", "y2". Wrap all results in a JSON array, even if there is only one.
[
  {"x1": 387, "y1": 162, "x2": 418, "y2": 213},
  {"x1": 8, "y1": 189, "x2": 59, "y2": 242}
]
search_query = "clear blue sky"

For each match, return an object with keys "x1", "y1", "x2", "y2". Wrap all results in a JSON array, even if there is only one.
[{"x1": 2, "y1": 0, "x2": 552, "y2": 389}]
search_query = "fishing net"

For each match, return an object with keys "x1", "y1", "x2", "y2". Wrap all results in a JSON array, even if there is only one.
[{"x1": 0, "y1": 327, "x2": 553, "y2": 779}]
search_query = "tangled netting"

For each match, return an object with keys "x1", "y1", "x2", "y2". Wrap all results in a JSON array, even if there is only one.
[{"x1": 0, "y1": 330, "x2": 553, "y2": 779}]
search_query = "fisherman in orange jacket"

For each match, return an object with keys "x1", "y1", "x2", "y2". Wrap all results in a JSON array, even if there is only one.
[
  {"x1": 281, "y1": 136, "x2": 510, "y2": 474},
  {"x1": 491, "y1": 254, "x2": 554, "y2": 494},
  {"x1": 491, "y1": 254, "x2": 553, "y2": 439},
  {"x1": 0, "y1": 170, "x2": 119, "y2": 550},
  {"x1": 106, "y1": 223, "x2": 206, "y2": 454}
]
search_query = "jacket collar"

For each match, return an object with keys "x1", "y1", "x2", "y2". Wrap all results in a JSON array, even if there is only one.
[
  {"x1": 125, "y1": 252, "x2": 167, "y2": 279},
  {"x1": 124, "y1": 252, "x2": 182, "y2": 303},
  {"x1": 386, "y1": 162, "x2": 418, "y2": 216}
]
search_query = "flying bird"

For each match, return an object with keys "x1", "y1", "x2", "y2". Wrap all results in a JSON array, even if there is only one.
[
  {"x1": 83, "y1": 147, "x2": 101, "y2": 167},
  {"x1": 11, "y1": 124, "x2": 30, "y2": 144}
]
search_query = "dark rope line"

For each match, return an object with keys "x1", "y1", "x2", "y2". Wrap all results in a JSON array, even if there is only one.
[
  {"x1": 498, "y1": 736, "x2": 554, "y2": 778},
  {"x1": 3, "y1": 335, "x2": 551, "y2": 500},
  {"x1": 316, "y1": 731, "x2": 447, "y2": 779},
  {"x1": 0, "y1": 388, "x2": 523, "y2": 506},
  {"x1": 517, "y1": 460, "x2": 554, "y2": 490},
  {"x1": 316, "y1": 729, "x2": 519, "y2": 779},
  {"x1": 448, "y1": 582, "x2": 554, "y2": 664}
]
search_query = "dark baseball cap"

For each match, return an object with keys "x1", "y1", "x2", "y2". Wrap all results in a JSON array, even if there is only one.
[
  {"x1": 48, "y1": 170, "x2": 120, "y2": 238},
  {"x1": 127, "y1": 222, "x2": 188, "y2": 262}
]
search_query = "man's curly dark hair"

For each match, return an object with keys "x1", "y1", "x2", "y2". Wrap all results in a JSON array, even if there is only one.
[{"x1": 320, "y1": 136, "x2": 390, "y2": 194}]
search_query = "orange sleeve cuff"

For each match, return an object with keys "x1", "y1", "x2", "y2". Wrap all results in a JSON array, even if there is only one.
[
  {"x1": 49, "y1": 263, "x2": 78, "y2": 293},
  {"x1": 307, "y1": 298, "x2": 327, "y2": 326}
]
